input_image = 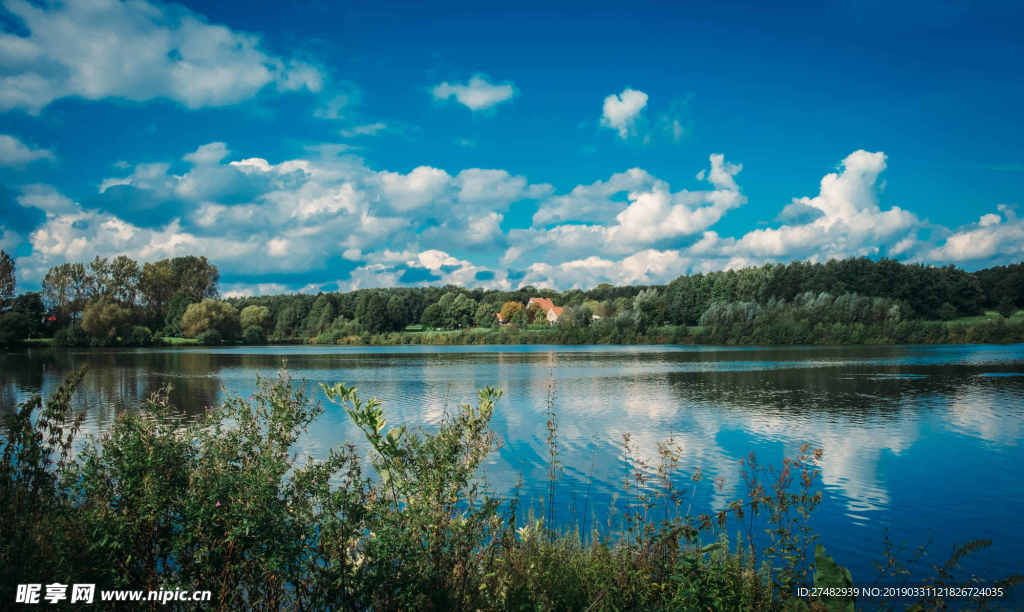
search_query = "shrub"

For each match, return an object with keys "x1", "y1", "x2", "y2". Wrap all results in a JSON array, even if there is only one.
[
  {"x1": 242, "y1": 324, "x2": 265, "y2": 345},
  {"x1": 54, "y1": 324, "x2": 89, "y2": 347},
  {"x1": 0, "y1": 311, "x2": 31, "y2": 346},
  {"x1": 127, "y1": 325, "x2": 154, "y2": 346},
  {"x1": 4, "y1": 371, "x2": 1015, "y2": 610},
  {"x1": 197, "y1": 328, "x2": 223, "y2": 345},
  {"x1": 181, "y1": 299, "x2": 240, "y2": 340},
  {"x1": 80, "y1": 298, "x2": 133, "y2": 343},
  {"x1": 240, "y1": 305, "x2": 272, "y2": 332}
]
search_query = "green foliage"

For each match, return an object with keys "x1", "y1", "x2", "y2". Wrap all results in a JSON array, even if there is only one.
[
  {"x1": 2, "y1": 371, "x2": 1016, "y2": 610},
  {"x1": 499, "y1": 300, "x2": 524, "y2": 324},
  {"x1": 24, "y1": 255, "x2": 1024, "y2": 346},
  {"x1": 1, "y1": 368, "x2": 88, "y2": 593},
  {"x1": 197, "y1": 328, "x2": 223, "y2": 345},
  {"x1": 997, "y1": 296, "x2": 1016, "y2": 318},
  {"x1": 0, "y1": 248, "x2": 14, "y2": 302},
  {"x1": 813, "y1": 544, "x2": 855, "y2": 612},
  {"x1": 356, "y1": 291, "x2": 391, "y2": 334},
  {"x1": 54, "y1": 323, "x2": 89, "y2": 346},
  {"x1": 0, "y1": 311, "x2": 31, "y2": 346},
  {"x1": 7, "y1": 292, "x2": 46, "y2": 337},
  {"x1": 80, "y1": 298, "x2": 134, "y2": 343},
  {"x1": 163, "y1": 290, "x2": 194, "y2": 336},
  {"x1": 242, "y1": 324, "x2": 265, "y2": 344},
  {"x1": 127, "y1": 325, "x2": 155, "y2": 346},
  {"x1": 420, "y1": 302, "x2": 444, "y2": 328},
  {"x1": 140, "y1": 256, "x2": 219, "y2": 315},
  {"x1": 180, "y1": 299, "x2": 240, "y2": 340},
  {"x1": 240, "y1": 304, "x2": 272, "y2": 331}
]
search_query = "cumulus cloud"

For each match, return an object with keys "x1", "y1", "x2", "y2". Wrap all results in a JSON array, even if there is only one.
[
  {"x1": 600, "y1": 88, "x2": 648, "y2": 139},
  {"x1": 17, "y1": 183, "x2": 77, "y2": 215},
  {"x1": 0, "y1": 133, "x2": 53, "y2": 164},
  {"x1": 183, "y1": 141, "x2": 230, "y2": 165},
  {"x1": 13, "y1": 142, "x2": 554, "y2": 291},
  {"x1": 0, "y1": 0, "x2": 322, "y2": 113},
  {"x1": 507, "y1": 153, "x2": 746, "y2": 264},
  {"x1": 431, "y1": 74, "x2": 517, "y2": 111},
  {"x1": 532, "y1": 168, "x2": 664, "y2": 226},
  {"x1": 12, "y1": 143, "x2": 1024, "y2": 294},
  {"x1": 927, "y1": 205, "x2": 1024, "y2": 264},
  {"x1": 724, "y1": 150, "x2": 918, "y2": 260},
  {"x1": 520, "y1": 249, "x2": 694, "y2": 289}
]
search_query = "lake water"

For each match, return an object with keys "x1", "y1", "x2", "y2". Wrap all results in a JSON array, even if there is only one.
[{"x1": 3, "y1": 343, "x2": 1023, "y2": 599}]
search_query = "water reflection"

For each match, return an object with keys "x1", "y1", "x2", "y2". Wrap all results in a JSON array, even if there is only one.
[{"x1": 2, "y1": 343, "x2": 1023, "y2": 584}]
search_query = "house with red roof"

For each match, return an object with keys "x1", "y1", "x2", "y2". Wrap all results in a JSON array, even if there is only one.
[{"x1": 527, "y1": 297, "x2": 564, "y2": 324}]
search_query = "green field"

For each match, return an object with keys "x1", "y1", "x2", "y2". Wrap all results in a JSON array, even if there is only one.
[{"x1": 943, "y1": 309, "x2": 1024, "y2": 326}]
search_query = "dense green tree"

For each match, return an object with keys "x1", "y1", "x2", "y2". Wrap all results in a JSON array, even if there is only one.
[
  {"x1": 499, "y1": 301, "x2": 523, "y2": 324},
  {"x1": 274, "y1": 303, "x2": 309, "y2": 339},
  {"x1": 87, "y1": 255, "x2": 140, "y2": 305},
  {"x1": 163, "y1": 291, "x2": 194, "y2": 336},
  {"x1": 444, "y1": 293, "x2": 476, "y2": 329},
  {"x1": 304, "y1": 295, "x2": 335, "y2": 335},
  {"x1": 140, "y1": 256, "x2": 218, "y2": 314},
  {"x1": 0, "y1": 249, "x2": 14, "y2": 303},
  {"x1": 420, "y1": 303, "x2": 444, "y2": 328},
  {"x1": 474, "y1": 301, "x2": 498, "y2": 328},
  {"x1": 572, "y1": 305, "x2": 593, "y2": 328},
  {"x1": 81, "y1": 299, "x2": 134, "y2": 343},
  {"x1": 242, "y1": 325, "x2": 265, "y2": 344},
  {"x1": 0, "y1": 311, "x2": 30, "y2": 346},
  {"x1": 241, "y1": 305, "x2": 273, "y2": 332},
  {"x1": 998, "y1": 297, "x2": 1016, "y2": 318},
  {"x1": 633, "y1": 288, "x2": 665, "y2": 331},
  {"x1": 386, "y1": 293, "x2": 418, "y2": 331},
  {"x1": 7, "y1": 293, "x2": 45, "y2": 338},
  {"x1": 42, "y1": 263, "x2": 91, "y2": 321},
  {"x1": 180, "y1": 299, "x2": 240, "y2": 340},
  {"x1": 355, "y1": 291, "x2": 390, "y2": 334}
]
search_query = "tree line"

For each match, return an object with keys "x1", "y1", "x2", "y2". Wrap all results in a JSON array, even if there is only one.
[{"x1": 1, "y1": 248, "x2": 1022, "y2": 346}]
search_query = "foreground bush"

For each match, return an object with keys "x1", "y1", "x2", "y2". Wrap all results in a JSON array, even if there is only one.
[{"x1": 2, "y1": 371, "x2": 1017, "y2": 610}]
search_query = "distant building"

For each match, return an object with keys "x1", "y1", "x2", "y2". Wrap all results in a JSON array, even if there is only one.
[{"x1": 527, "y1": 297, "x2": 564, "y2": 324}]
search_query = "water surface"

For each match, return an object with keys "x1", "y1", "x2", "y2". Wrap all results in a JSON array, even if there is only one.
[{"x1": 3, "y1": 343, "x2": 1023, "y2": 597}]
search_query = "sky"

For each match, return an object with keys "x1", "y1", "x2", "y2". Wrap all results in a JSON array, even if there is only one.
[{"x1": 0, "y1": 0, "x2": 1021, "y2": 296}]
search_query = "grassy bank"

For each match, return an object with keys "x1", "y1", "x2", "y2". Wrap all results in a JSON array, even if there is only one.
[{"x1": 2, "y1": 371, "x2": 1017, "y2": 610}]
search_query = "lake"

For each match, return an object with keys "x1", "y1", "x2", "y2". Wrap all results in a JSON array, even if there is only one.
[{"x1": 3, "y1": 343, "x2": 1023, "y2": 597}]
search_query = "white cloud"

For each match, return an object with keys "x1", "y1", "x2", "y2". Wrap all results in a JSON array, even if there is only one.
[
  {"x1": 431, "y1": 74, "x2": 517, "y2": 111},
  {"x1": 600, "y1": 88, "x2": 648, "y2": 139},
  {"x1": 725, "y1": 150, "x2": 918, "y2": 260},
  {"x1": 15, "y1": 143, "x2": 1024, "y2": 293},
  {"x1": 0, "y1": 0, "x2": 322, "y2": 113},
  {"x1": 0, "y1": 133, "x2": 53, "y2": 164},
  {"x1": 507, "y1": 154, "x2": 746, "y2": 264},
  {"x1": 183, "y1": 141, "x2": 230, "y2": 165},
  {"x1": 927, "y1": 205, "x2": 1024, "y2": 263},
  {"x1": 339, "y1": 122, "x2": 388, "y2": 138},
  {"x1": 377, "y1": 166, "x2": 452, "y2": 211},
  {"x1": 532, "y1": 168, "x2": 663, "y2": 226},
  {"x1": 0, "y1": 227, "x2": 22, "y2": 250},
  {"x1": 17, "y1": 183, "x2": 77, "y2": 215},
  {"x1": 519, "y1": 249, "x2": 694, "y2": 289}
]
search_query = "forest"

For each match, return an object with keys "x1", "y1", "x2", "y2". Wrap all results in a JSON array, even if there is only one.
[{"x1": 1, "y1": 248, "x2": 1023, "y2": 347}]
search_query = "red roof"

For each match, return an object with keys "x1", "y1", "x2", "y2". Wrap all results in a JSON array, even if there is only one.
[{"x1": 527, "y1": 297, "x2": 556, "y2": 312}]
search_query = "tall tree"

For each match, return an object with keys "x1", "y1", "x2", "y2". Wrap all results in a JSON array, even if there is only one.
[
  {"x1": 0, "y1": 249, "x2": 14, "y2": 303},
  {"x1": 140, "y1": 256, "x2": 219, "y2": 314},
  {"x1": 42, "y1": 263, "x2": 91, "y2": 320}
]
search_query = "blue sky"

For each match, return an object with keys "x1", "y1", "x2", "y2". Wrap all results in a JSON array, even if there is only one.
[{"x1": 0, "y1": 0, "x2": 1021, "y2": 295}]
